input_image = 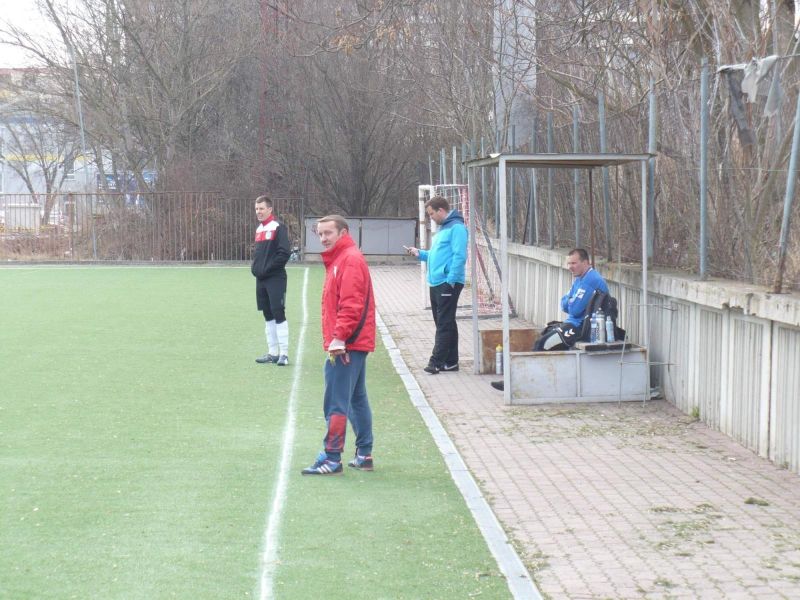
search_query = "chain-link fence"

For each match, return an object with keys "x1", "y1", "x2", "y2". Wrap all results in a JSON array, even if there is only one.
[{"x1": 430, "y1": 67, "x2": 800, "y2": 292}]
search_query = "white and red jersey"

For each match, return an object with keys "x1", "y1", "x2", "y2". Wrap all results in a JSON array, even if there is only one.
[
  {"x1": 255, "y1": 216, "x2": 280, "y2": 242},
  {"x1": 251, "y1": 215, "x2": 290, "y2": 279}
]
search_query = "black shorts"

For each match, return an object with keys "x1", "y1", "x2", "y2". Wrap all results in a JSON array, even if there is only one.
[{"x1": 256, "y1": 272, "x2": 287, "y2": 320}]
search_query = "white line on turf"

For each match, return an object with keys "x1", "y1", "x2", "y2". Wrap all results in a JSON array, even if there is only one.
[
  {"x1": 257, "y1": 266, "x2": 309, "y2": 600},
  {"x1": 375, "y1": 311, "x2": 543, "y2": 600}
]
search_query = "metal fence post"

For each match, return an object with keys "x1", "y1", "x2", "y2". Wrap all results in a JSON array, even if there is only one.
[
  {"x1": 530, "y1": 113, "x2": 539, "y2": 246},
  {"x1": 452, "y1": 145, "x2": 458, "y2": 185},
  {"x1": 700, "y1": 58, "x2": 709, "y2": 280},
  {"x1": 573, "y1": 105, "x2": 581, "y2": 247},
  {"x1": 599, "y1": 90, "x2": 612, "y2": 260},
  {"x1": 648, "y1": 78, "x2": 657, "y2": 260},
  {"x1": 774, "y1": 88, "x2": 800, "y2": 293},
  {"x1": 547, "y1": 112, "x2": 554, "y2": 249},
  {"x1": 510, "y1": 124, "x2": 516, "y2": 241},
  {"x1": 481, "y1": 137, "x2": 487, "y2": 222}
]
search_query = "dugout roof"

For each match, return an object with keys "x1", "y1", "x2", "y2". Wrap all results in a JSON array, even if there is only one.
[{"x1": 464, "y1": 152, "x2": 654, "y2": 169}]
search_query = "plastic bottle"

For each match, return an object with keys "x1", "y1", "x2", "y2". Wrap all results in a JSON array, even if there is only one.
[
  {"x1": 495, "y1": 344, "x2": 503, "y2": 375},
  {"x1": 590, "y1": 312, "x2": 599, "y2": 343},
  {"x1": 605, "y1": 315, "x2": 615, "y2": 343},
  {"x1": 596, "y1": 308, "x2": 606, "y2": 343}
]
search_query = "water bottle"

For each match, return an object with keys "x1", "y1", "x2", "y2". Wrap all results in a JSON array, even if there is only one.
[
  {"x1": 590, "y1": 312, "x2": 599, "y2": 343},
  {"x1": 605, "y1": 315, "x2": 615, "y2": 343},
  {"x1": 495, "y1": 344, "x2": 503, "y2": 375},
  {"x1": 596, "y1": 308, "x2": 606, "y2": 343}
]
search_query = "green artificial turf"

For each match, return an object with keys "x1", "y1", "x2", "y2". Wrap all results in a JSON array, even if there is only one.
[{"x1": 0, "y1": 265, "x2": 510, "y2": 599}]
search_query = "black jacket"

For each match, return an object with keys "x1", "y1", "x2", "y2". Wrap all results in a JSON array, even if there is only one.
[{"x1": 251, "y1": 218, "x2": 290, "y2": 279}]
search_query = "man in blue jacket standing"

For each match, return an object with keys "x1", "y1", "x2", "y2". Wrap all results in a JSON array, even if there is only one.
[{"x1": 405, "y1": 195, "x2": 468, "y2": 374}]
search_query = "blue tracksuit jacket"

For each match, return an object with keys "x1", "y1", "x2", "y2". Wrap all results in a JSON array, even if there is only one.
[
  {"x1": 559, "y1": 267, "x2": 608, "y2": 327},
  {"x1": 418, "y1": 210, "x2": 468, "y2": 287}
]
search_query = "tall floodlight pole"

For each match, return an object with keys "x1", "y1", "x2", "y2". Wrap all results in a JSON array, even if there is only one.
[{"x1": 69, "y1": 41, "x2": 96, "y2": 259}]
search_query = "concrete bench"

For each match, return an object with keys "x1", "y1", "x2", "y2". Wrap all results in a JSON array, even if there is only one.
[{"x1": 507, "y1": 341, "x2": 648, "y2": 404}]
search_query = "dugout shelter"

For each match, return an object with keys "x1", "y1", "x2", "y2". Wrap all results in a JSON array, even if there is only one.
[{"x1": 464, "y1": 152, "x2": 655, "y2": 403}]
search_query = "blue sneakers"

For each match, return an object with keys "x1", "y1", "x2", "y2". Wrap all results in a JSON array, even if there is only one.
[{"x1": 301, "y1": 452, "x2": 342, "y2": 475}]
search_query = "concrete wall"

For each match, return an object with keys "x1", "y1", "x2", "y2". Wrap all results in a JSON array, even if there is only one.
[{"x1": 503, "y1": 242, "x2": 800, "y2": 473}]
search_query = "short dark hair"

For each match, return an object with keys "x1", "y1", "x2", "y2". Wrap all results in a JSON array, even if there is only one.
[
  {"x1": 568, "y1": 248, "x2": 590, "y2": 262},
  {"x1": 255, "y1": 195, "x2": 272, "y2": 207},
  {"x1": 425, "y1": 195, "x2": 449, "y2": 213},
  {"x1": 317, "y1": 214, "x2": 349, "y2": 232}
]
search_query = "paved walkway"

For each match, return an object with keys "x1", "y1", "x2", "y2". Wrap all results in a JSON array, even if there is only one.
[{"x1": 372, "y1": 265, "x2": 800, "y2": 600}]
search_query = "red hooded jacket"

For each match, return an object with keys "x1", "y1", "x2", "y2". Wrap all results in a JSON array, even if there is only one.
[{"x1": 321, "y1": 233, "x2": 376, "y2": 352}]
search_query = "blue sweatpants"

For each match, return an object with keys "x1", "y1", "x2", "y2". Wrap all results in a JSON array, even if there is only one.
[{"x1": 322, "y1": 350, "x2": 373, "y2": 462}]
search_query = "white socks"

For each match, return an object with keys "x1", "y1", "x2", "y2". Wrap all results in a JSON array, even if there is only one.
[
  {"x1": 277, "y1": 320, "x2": 289, "y2": 356},
  {"x1": 265, "y1": 320, "x2": 279, "y2": 356}
]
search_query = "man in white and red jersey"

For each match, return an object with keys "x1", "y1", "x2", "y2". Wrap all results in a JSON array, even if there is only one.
[
  {"x1": 251, "y1": 195, "x2": 291, "y2": 365},
  {"x1": 301, "y1": 214, "x2": 376, "y2": 475}
]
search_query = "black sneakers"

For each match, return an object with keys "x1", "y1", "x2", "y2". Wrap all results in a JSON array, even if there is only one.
[
  {"x1": 256, "y1": 354, "x2": 279, "y2": 364},
  {"x1": 276, "y1": 355, "x2": 289, "y2": 366},
  {"x1": 490, "y1": 380, "x2": 504, "y2": 391},
  {"x1": 424, "y1": 361, "x2": 458, "y2": 374}
]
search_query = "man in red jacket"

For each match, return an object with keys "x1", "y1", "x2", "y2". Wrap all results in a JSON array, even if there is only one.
[{"x1": 302, "y1": 215, "x2": 376, "y2": 475}]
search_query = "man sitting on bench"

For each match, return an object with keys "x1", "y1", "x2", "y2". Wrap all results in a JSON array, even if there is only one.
[{"x1": 491, "y1": 248, "x2": 608, "y2": 391}]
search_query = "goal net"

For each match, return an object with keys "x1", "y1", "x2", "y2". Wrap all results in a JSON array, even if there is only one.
[{"x1": 418, "y1": 184, "x2": 512, "y2": 318}]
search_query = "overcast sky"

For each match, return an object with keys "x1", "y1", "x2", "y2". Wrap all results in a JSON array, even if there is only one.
[{"x1": 0, "y1": 0, "x2": 59, "y2": 68}]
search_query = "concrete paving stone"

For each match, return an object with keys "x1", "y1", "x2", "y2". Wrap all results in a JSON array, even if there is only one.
[{"x1": 371, "y1": 265, "x2": 800, "y2": 600}]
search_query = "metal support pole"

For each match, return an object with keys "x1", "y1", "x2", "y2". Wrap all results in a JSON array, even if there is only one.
[
  {"x1": 530, "y1": 114, "x2": 539, "y2": 245},
  {"x1": 510, "y1": 124, "x2": 516, "y2": 241},
  {"x1": 647, "y1": 78, "x2": 657, "y2": 260},
  {"x1": 69, "y1": 42, "x2": 96, "y2": 259},
  {"x1": 495, "y1": 128, "x2": 501, "y2": 229},
  {"x1": 547, "y1": 112, "x2": 554, "y2": 249},
  {"x1": 599, "y1": 90, "x2": 612, "y2": 260},
  {"x1": 441, "y1": 148, "x2": 447, "y2": 185},
  {"x1": 641, "y1": 159, "x2": 650, "y2": 352},
  {"x1": 461, "y1": 142, "x2": 467, "y2": 183},
  {"x1": 452, "y1": 145, "x2": 458, "y2": 185},
  {"x1": 774, "y1": 88, "x2": 800, "y2": 293},
  {"x1": 499, "y1": 158, "x2": 511, "y2": 403},
  {"x1": 428, "y1": 154, "x2": 434, "y2": 186},
  {"x1": 480, "y1": 138, "x2": 487, "y2": 221},
  {"x1": 469, "y1": 165, "x2": 480, "y2": 374},
  {"x1": 573, "y1": 105, "x2": 581, "y2": 246},
  {"x1": 588, "y1": 170, "x2": 595, "y2": 265},
  {"x1": 700, "y1": 58, "x2": 709, "y2": 279}
]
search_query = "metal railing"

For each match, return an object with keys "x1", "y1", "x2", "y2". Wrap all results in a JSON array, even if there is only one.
[{"x1": 0, "y1": 192, "x2": 303, "y2": 261}]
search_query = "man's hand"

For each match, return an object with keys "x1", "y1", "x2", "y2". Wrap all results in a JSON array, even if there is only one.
[
  {"x1": 327, "y1": 337, "x2": 346, "y2": 354},
  {"x1": 403, "y1": 245, "x2": 420, "y2": 258}
]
